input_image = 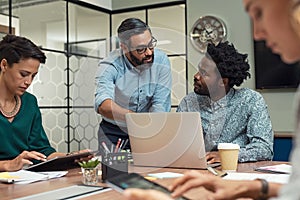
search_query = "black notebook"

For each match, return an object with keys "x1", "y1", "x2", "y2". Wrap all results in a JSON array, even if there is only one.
[{"x1": 24, "y1": 151, "x2": 98, "y2": 172}]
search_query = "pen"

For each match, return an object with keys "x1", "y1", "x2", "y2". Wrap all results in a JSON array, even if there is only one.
[
  {"x1": 102, "y1": 142, "x2": 110, "y2": 153},
  {"x1": 114, "y1": 138, "x2": 122, "y2": 153},
  {"x1": 217, "y1": 170, "x2": 228, "y2": 177},
  {"x1": 118, "y1": 140, "x2": 125, "y2": 152},
  {"x1": 207, "y1": 167, "x2": 228, "y2": 177},
  {"x1": 207, "y1": 167, "x2": 218, "y2": 176},
  {"x1": 0, "y1": 178, "x2": 14, "y2": 184},
  {"x1": 121, "y1": 139, "x2": 129, "y2": 150},
  {"x1": 110, "y1": 144, "x2": 114, "y2": 153}
]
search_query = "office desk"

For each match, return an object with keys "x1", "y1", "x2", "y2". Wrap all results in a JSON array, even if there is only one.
[{"x1": 0, "y1": 161, "x2": 286, "y2": 200}]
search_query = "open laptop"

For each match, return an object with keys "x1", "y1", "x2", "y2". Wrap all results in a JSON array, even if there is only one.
[{"x1": 125, "y1": 112, "x2": 207, "y2": 169}]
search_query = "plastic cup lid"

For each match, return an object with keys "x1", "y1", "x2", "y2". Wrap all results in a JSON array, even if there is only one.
[{"x1": 217, "y1": 143, "x2": 240, "y2": 149}]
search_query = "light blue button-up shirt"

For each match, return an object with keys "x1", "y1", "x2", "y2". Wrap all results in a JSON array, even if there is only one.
[
  {"x1": 95, "y1": 48, "x2": 171, "y2": 127},
  {"x1": 177, "y1": 88, "x2": 274, "y2": 162}
]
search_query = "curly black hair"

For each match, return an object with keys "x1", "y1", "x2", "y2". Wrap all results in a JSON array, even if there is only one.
[{"x1": 206, "y1": 41, "x2": 251, "y2": 87}]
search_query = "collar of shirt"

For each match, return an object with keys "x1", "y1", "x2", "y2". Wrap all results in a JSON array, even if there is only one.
[{"x1": 209, "y1": 88, "x2": 235, "y2": 109}]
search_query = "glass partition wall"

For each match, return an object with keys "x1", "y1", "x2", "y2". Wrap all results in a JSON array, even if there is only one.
[{"x1": 0, "y1": 0, "x2": 186, "y2": 152}]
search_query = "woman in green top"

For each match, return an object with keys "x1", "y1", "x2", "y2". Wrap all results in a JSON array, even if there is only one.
[{"x1": 0, "y1": 34, "x2": 72, "y2": 172}]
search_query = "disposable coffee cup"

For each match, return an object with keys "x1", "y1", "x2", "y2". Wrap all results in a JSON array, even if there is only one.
[{"x1": 218, "y1": 143, "x2": 240, "y2": 172}]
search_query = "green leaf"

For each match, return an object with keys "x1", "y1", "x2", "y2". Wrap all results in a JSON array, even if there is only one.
[{"x1": 78, "y1": 159, "x2": 100, "y2": 168}]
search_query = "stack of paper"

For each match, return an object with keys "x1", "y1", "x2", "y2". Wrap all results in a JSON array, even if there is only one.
[
  {"x1": 224, "y1": 172, "x2": 290, "y2": 184},
  {"x1": 0, "y1": 170, "x2": 68, "y2": 184},
  {"x1": 147, "y1": 172, "x2": 183, "y2": 179},
  {"x1": 254, "y1": 164, "x2": 292, "y2": 174}
]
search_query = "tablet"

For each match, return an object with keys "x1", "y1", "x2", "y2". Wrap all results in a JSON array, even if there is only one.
[{"x1": 24, "y1": 151, "x2": 98, "y2": 172}]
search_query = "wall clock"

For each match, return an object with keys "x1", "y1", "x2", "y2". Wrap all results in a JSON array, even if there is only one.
[{"x1": 190, "y1": 15, "x2": 227, "y2": 53}]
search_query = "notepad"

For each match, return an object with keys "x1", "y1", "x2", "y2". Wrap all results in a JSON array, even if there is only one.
[
  {"x1": 4, "y1": 170, "x2": 68, "y2": 184},
  {"x1": 147, "y1": 172, "x2": 183, "y2": 179},
  {"x1": 254, "y1": 164, "x2": 292, "y2": 174},
  {"x1": 224, "y1": 172, "x2": 290, "y2": 184}
]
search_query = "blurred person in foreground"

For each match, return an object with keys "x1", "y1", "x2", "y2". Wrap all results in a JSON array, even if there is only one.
[{"x1": 123, "y1": 0, "x2": 300, "y2": 199}]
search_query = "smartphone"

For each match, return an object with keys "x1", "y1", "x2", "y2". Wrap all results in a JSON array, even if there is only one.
[{"x1": 106, "y1": 173, "x2": 190, "y2": 200}]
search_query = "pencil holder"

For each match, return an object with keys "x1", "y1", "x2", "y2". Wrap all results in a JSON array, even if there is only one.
[{"x1": 101, "y1": 152, "x2": 129, "y2": 182}]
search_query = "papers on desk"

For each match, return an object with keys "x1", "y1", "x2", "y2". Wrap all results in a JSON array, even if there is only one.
[
  {"x1": 223, "y1": 172, "x2": 290, "y2": 184},
  {"x1": 0, "y1": 170, "x2": 68, "y2": 184},
  {"x1": 224, "y1": 164, "x2": 292, "y2": 185},
  {"x1": 254, "y1": 164, "x2": 292, "y2": 174},
  {"x1": 0, "y1": 172, "x2": 20, "y2": 183},
  {"x1": 147, "y1": 172, "x2": 183, "y2": 179}
]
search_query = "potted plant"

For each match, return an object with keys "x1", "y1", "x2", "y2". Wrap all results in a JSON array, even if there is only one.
[{"x1": 79, "y1": 159, "x2": 100, "y2": 185}]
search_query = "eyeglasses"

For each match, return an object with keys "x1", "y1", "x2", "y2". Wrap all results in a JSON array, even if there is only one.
[{"x1": 130, "y1": 37, "x2": 157, "y2": 54}]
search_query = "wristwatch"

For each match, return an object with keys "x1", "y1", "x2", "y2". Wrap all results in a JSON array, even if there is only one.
[{"x1": 256, "y1": 178, "x2": 269, "y2": 200}]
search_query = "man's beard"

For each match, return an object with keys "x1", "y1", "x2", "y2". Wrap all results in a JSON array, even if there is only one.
[
  {"x1": 193, "y1": 78, "x2": 209, "y2": 96},
  {"x1": 194, "y1": 87, "x2": 209, "y2": 96},
  {"x1": 129, "y1": 51, "x2": 154, "y2": 67}
]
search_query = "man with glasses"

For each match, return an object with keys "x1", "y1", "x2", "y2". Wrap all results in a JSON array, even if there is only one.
[{"x1": 95, "y1": 18, "x2": 172, "y2": 153}]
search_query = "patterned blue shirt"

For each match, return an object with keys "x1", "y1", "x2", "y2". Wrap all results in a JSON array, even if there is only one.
[
  {"x1": 177, "y1": 88, "x2": 274, "y2": 162},
  {"x1": 95, "y1": 48, "x2": 172, "y2": 127}
]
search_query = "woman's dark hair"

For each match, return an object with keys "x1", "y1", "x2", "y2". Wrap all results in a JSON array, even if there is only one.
[
  {"x1": 0, "y1": 34, "x2": 46, "y2": 69},
  {"x1": 117, "y1": 18, "x2": 151, "y2": 45},
  {"x1": 206, "y1": 41, "x2": 251, "y2": 87}
]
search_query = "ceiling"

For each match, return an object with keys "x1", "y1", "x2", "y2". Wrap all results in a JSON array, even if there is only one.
[{"x1": 0, "y1": 0, "x2": 59, "y2": 11}]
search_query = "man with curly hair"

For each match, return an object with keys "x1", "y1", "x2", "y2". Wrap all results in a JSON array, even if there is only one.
[{"x1": 177, "y1": 41, "x2": 273, "y2": 163}]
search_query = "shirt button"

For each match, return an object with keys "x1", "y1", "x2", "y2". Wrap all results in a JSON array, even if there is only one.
[{"x1": 140, "y1": 90, "x2": 142, "y2": 93}]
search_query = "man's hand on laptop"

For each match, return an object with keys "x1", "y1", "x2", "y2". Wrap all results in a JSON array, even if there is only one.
[{"x1": 206, "y1": 151, "x2": 221, "y2": 164}]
